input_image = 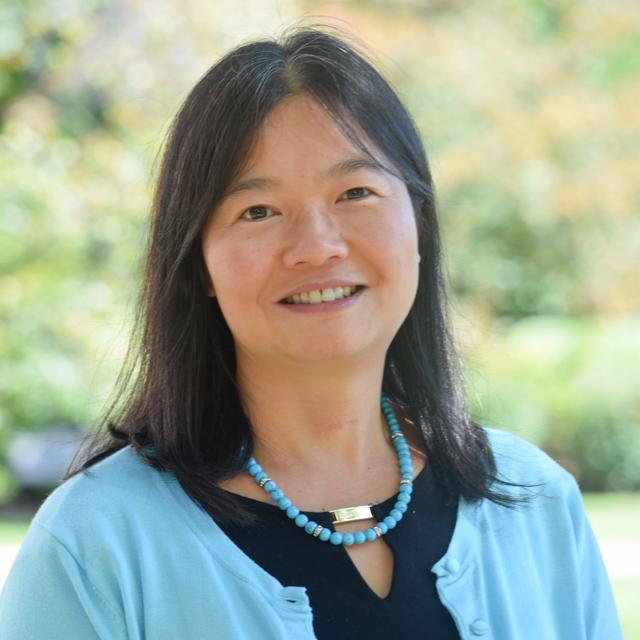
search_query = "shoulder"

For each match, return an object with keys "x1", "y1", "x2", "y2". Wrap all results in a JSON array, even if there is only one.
[
  {"x1": 473, "y1": 427, "x2": 589, "y2": 550},
  {"x1": 482, "y1": 426, "x2": 580, "y2": 500},
  {"x1": 31, "y1": 445, "x2": 168, "y2": 545},
  {"x1": 482, "y1": 425, "x2": 575, "y2": 489},
  {"x1": 4, "y1": 446, "x2": 167, "y2": 631}
]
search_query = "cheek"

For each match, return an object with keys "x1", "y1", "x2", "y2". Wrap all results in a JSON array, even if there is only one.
[
  {"x1": 374, "y1": 208, "x2": 419, "y2": 264},
  {"x1": 379, "y1": 212, "x2": 420, "y2": 304},
  {"x1": 204, "y1": 237, "x2": 271, "y2": 301}
]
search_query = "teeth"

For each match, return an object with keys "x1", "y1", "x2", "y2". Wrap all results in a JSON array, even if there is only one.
[{"x1": 285, "y1": 285, "x2": 359, "y2": 305}]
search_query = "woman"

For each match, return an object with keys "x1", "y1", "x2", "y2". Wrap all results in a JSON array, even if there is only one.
[{"x1": 0, "y1": 25, "x2": 622, "y2": 639}]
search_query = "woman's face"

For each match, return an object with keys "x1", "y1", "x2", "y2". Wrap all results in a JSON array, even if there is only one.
[{"x1": 201, "y1": 93, "x2": 420, "y2": 368}]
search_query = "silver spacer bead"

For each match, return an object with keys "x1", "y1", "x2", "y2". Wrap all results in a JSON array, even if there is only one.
[
  {"x1": 374, "y1": 526, "x2": 383, "y2": 537},
  {"x1": 258, "y1": 476, "x2": 271, "y2": 488},
  {"x1": 400, "y1": 479, "x2": 413, "y2": 486},
  {"x1": 312, "y1": 525, "x2": 323, "y2": 537},
  {"x1": 391, "y1": 432, "x2": 404, "y2": 440}
]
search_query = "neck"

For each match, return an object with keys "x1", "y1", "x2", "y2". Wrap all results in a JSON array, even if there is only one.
[{"x1": 235, "y1": 350, "x2": 394, "y2": 480}]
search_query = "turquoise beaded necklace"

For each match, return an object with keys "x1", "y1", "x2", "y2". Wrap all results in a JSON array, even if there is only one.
[{"x1": 246, "y1": 392, "x2": 414, "y2": 546}]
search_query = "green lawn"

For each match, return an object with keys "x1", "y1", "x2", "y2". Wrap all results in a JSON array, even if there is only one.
[
  {"x1": 583, "y1": 492, "x2": 640, "y2": 538},
  {"x1": 1, "y1": 492, "x2": 638, "y2": 637},
  {"x1": 0, "y1": 519, "x2": 29, "y2": 545},
  {"x1": 614, "y1": 579, "x2": 640, "y2": 640},
  {"x1": 582, "y1": 492, "x2": 640, "y2": 640}
]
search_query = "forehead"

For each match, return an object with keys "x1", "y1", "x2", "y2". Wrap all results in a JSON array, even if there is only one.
[
  {"x1": 260, "y1": 93, "x2": 354, "y2": 142},
  {"x1": 227, "y1": 94, "x2": 394, "y2": 189}
]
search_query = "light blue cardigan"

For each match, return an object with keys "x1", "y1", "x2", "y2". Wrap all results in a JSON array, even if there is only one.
[{"x1": 0, "y1": 427, "x2": 623, "y2": 639}]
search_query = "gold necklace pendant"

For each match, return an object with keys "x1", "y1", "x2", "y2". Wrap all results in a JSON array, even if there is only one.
[{"x1": 330, "y1": 504, "x2": 374, "y2": 525}]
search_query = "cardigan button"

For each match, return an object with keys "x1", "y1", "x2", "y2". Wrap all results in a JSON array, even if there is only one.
[
  {"x1": 470, "y1": 619, "x2": 489, "y2": 635},
  {"x1": 444, "y1": 557, "x2": 460, "y2": 575}
]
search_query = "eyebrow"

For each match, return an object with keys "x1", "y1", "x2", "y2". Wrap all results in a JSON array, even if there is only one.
[{"x1": 222, "y1": 157, "x2": 388, "y2": 201}]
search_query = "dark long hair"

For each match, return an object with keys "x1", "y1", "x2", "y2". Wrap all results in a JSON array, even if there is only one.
[{"x1": 64, "y1": 24, "x2": 540, "y2": 523}]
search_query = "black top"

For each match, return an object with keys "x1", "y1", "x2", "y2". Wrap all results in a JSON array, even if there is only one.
[{"x1": 216, "y1": 461, "x2": 461, "y2": 639}]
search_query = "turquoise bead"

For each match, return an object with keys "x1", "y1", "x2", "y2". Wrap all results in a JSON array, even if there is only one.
[
  {"x1": 263, "y1": 480, "x2": 276, "y2": 492},
  {"x1": 248, "y1": 463, "x2": 261, "y2": 476},
  {"x1": 255, "y1": 471, "x2": 267, "y2": 482},
  {"x1": 394, "y1": 501, "x2": 408, "y2": 513},
  {"x1": 390, "y1": 509, "x2": 403, "y2": 521},
  {"x1": 295, "y1": 514, "x2": 309, "y2": 527},
  {"x1": 305, "y1": 521, "x2": 318, "y2": 534},
  {"x1": 399, "y1": 484, "x2": 413, "y2": 494},
  {"x1": 342, "y1": 533, "x2": 354, "y2": 546},
  {"x1": 354, "y1": 531, "x2": 366, "y2": 544},
  {"x1": 365, "y1": 528, "x2": 377, "y2": 541},
  {"x1": 278, "y1": 497, "x2": 292, "y2": 510},
  {"x1": 384, "y1": 516, "x2": 397, "y2": 529},
  {"x1": 377, "y1": 522, "x2": 389, "y2": 535},
  {"x1": 270, "y1": 489, "x2": 284, "y2": 500},
  {"x1": 319, "y1": 528, "x2": 332, "y2": 542},
  {"x1": 286, "y1": 506, "x2": 300, "y2": 519},
  {"x1": 330, "y1": 532, "x2": 344, "y2": 546},
  {"x1": 397, "y1": 493, "x2": 411, "y2": 503}
]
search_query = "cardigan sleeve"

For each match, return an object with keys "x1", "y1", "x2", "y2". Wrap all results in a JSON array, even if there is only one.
[
  {"x1": 564, "y1": 472, "x2": 624, "y2": 640},
  {"x1": 0, "y1": 522, "x2": 127, "y2": 640}
]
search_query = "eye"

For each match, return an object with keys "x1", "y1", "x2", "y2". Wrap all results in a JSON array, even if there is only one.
[
  {"x1": 239, "y1": 205, "x2": 276, "y2": 222},
  {"x1": 341, "y1": 187, "x2": 372, "y2": 201},
  {"x1": 239, "y1": 187, "x2": 373, "y2": 222}
]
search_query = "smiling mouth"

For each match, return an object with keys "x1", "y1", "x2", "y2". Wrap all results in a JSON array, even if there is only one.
[{"x1": 280, "y1": 285, "x2": 365, "y2": 305}]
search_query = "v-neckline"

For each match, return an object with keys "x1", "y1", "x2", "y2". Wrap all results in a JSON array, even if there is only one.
[{"x1": 153, "y1": 443, "x2": 480, "y2": 619}]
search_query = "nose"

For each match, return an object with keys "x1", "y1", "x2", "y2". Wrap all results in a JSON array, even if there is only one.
[{"x1": 282, "y1": 208, "x2": 349, "y2": 268}]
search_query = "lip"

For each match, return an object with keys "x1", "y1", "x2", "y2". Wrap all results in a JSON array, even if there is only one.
[
  {"x1": 277, "y1": 280, "x2": 365, "y2": 302},
  {"x1": 277, "y1": 285, "x2": 365, "y2": 313}
]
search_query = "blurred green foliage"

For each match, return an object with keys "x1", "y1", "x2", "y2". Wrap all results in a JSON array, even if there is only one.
[
  {"x1": 0, "y1": 0, "x2": 638, "y2": 492},
  {"x1": 464, "y1": 315, "x2": 640, "y2": 490}
]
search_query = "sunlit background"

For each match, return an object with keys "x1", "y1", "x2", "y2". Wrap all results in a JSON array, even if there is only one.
[{"x1": 1, "y1": 0, "x2": 638, "y2": 635}]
